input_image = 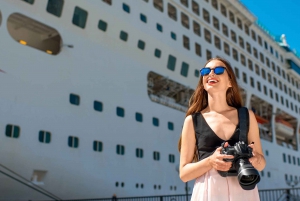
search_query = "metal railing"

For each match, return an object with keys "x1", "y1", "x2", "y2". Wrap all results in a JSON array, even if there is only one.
[{"x1": 54, "y1": 188, "x2": 300, "y2": 201}]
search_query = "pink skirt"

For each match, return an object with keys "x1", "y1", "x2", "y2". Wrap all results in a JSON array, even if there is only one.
[{"x1": 191, "y1": 168, "x2": 260, "y2": 201}]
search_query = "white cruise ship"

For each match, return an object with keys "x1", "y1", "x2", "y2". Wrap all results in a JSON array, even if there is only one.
[{"x1": 0, "y1": 0, "x2": 299, "y2": 200}]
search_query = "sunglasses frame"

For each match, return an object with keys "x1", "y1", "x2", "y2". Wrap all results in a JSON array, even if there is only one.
[{"x1": 200, "y1": 66, "x2": 226, "y2": 76}]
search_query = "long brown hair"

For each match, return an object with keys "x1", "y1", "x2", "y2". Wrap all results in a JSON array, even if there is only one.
[{"x1": 178, "y1": 57, "x2": 243, "y2": 161}]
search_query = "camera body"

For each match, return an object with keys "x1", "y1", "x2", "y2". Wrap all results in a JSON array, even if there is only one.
[{"x1": 218, "y1": 141, "x2": 260, "y2": 190}]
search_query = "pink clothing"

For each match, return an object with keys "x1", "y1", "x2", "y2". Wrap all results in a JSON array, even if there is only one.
[{"x1": 191, "y1": 168, "x2": 260, "y2": 201}]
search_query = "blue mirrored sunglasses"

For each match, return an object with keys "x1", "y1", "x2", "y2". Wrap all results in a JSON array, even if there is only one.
[{"x1": 200, "y1": 66, "x2": 226, "y2": 76}]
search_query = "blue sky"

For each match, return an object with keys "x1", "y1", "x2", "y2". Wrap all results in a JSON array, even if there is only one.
[{"x1": 240, "y1": 0, "x2": 300, "y2": 55}]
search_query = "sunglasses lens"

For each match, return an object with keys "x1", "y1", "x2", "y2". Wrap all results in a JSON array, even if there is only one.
[
  {"x1": 214, "y1": 67, "x2": 225, "y2": 75},
  {"x1": 200, "y1": 68, "x2": 210, "y2": 76}
]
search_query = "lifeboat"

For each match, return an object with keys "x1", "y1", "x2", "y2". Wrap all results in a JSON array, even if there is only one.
[
  {"x1": 275, "y1": 119, "x2": 294, "y2": 137},
  {"x1": 255, "y1": 114, "x2": 269, "y2": 124}
]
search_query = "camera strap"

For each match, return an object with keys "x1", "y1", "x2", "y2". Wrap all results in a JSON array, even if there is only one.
[{"x1": 238, "y1": 107, "x2": 249, "y2": 144}]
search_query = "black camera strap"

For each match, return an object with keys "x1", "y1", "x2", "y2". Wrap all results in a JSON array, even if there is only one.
[{"x1": 238, "y1": 107, "x2": 249, "y2": 144}]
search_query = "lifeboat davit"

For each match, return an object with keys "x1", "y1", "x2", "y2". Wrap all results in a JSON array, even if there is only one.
[{"x1": 275, "y1": 119, "x2": 294, "y2": 137}]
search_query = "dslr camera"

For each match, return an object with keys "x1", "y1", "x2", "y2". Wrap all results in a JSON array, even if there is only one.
[{"x1": 218, "y1": 141, "x2": 260, "y2": 190}]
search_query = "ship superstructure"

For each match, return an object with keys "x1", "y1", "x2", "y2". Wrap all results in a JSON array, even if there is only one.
[{"x1": 0, "y1": 0, "x2": 299, "y2": 200}]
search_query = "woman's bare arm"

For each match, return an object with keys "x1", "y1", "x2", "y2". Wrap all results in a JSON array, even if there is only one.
[{"x1": 247, "y1": 110, "x2": 266, "y2": 171}]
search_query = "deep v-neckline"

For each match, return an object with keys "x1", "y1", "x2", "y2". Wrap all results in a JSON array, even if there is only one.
[{"x1": 199, "y1": 111, "x2": 239, "y2": 141}]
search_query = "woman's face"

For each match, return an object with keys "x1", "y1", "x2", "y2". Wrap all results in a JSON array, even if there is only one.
[{"x1": 202, "y1": 60, "x2": 232, "y2": 93}]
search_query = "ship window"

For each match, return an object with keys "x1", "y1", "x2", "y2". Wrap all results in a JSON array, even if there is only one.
[
  {"x1": 169, "y1": 154, "x2": 175, "y2": 163},
  {"x1": 255, "y1": 65, "x2": 260, "y2": 75},
  {"x1": 264, "y1": 41, "x2": 268, "y2": 50},
  {"x1": 140, "y1": 13, "x2": 147, "y2": 23},
  {"x1": 247, "y1": 59, "x2": 253, "y2": 71},
  {"x1": 143, "y1": 0, "x2": 148, "y2": 2},
  {"x1": 46, "y1": 0, "x2": 64, "y2": 17},
  {"x1": 282, "y1": 70, "x2": 286, "y2": 79},
  {"x1": 232, "y1": 48, "x2": 238, "y2": 61},
  {"x1": 285, "y1": 99, "x2": 289, "y2": 108},
  {"x1": 263, "y1": 86, "x2": 267, "y2": 95},
  {"x1": 213, "y1": 16, "x2": 219, "y2": 30},
  {"x1": 230, "y1": 30, "x2": 236, "y2": 43},
  {"x1": 116, "y1": 107, "x2": 125, "y2": 117},
  {"x1": 261, "y1": 171, "x2": 264, "y2": 177},
  {"x1": 70, "y1": 93, "x2": 80, "y2": 105},
  {"x1": 268, "y1": 73, "x2": 272, "y2": 84},
  {"x1": 7, "y1": 13, "x2": 62, "y2": 55},
  {"x1": 68, "y1": 136, "x2": 79, "y2": 148},
  {"x1": 136, "y1": 148, "x2": 144, "y2": 158},
  {"x1": 5, "y1": 124, "x2": 20, "y2": 138},
  {"x1": 288, "y1": 155, "x2": 291, "y2": 164},
  {"x1": 115, "y1": 182, "x2": 119, "y2": 187},
  {"x1": 281, "y1": 96, "x2": 284, "y2": 105},
  {"x1": 269, "y1": 89, "x2": 273, "y2": 99},
  {"x1": 39, "y1": 131, "x2": 51, "y2": 143},
  {"x1": 156, "y1": 23, "x2": 163, "y2": 32},
  {"x1": 135, "y1": 112, "x2": 143, "y2": 122},
  {"x1": 204, "y1": 29, "x2": 211, "y2": 43},
  {"x1": 229, "y1": 11, "x2": 235, "y2": 24},
  {"x1": 153, "y1": 0, "x2": 163, "y2": 12},
  {"x1": 192, "y1": 1, "x2": 199, "y2": 15},
  {"x1": 153, "y1": 117, "x2": 159, "y2": 127},
  {"x1": 183, "y1": 35, "x2": 190, "y2": 50},
  {"x1": 0, "y1": 11, "x2": 2, "y2": 26},
  {"x1": 222, "y1": 24, "x2": 228, "y2": 36},
  {"x1": 181, "y1": 62, "x2": 189, "y2": 77},
  {"x1": 138, "y1": 40, "x2": 145, "y2": 50},
  {"x1": 273, "y1": 77, "x2": 277, "y2": 87},
  {"x1": 260, "y1": 53, "x2": 264, "y2": 63},
  {"x1": 224, "y1": 42, "x2": 230, "y2": 56},
  {"x1": 234, "y1": 67, "x2": 239, "y2": 79},
  {"x1": 250, "y1": 77, "x2": 254, "y2": 88},
  {"x1": 211, "y1": 0, "x2": 218, "y2": 10},
  {"x1": 98, "y1": 20, "x2": 107, "y2": 31},
  {"x1": 237, "y1": 18, "x2": 243, "y2": 30},
  {"x1": 153, "y1": 151, "x2": 160, "y2": 160},
  {"x1": 275, "y1": 51, "x2": 279, "y2": 58},
  {"x1": 122, "y1": 3, "x2": 130, "y2": 13},
  {"x1": 258, "y1": 36, "x2": 262, "y2": 46},
  {"x1": 266, "y1": 57, "x2": 270, "y2": 67},
  {"x1": 253, "y1": 48, "x2": 258, "y2": 58},
  {"x1": 72, "y1": 6, "x2": 88, "y2": 29},
  {"x1": 193, "y1": 21, "x2": 201, "y2": 36},
  {"x1": 251, "y1": 30, "x2": 256, "y2": 41},
  {"x1": 203, "y1": 9, "x2": 210, "y2": 23},
  {"x1": 291, "y1": 103, "x2": 293, "y2": 111},
  {"x1": 194, "y1": 69, "x2": 199, "y2": 77},
  {"x1": 246, "y1": 42, "x2": 251, "y2": 54},
  {"x1": 261, "y1": 69, "x2": 266, "y2": 79},
  {"x1": 267, "y1": 172, "x2": 271, "y2": 178},
  {"x1": 214, "y1": 36, "x2": 221, "y2": 50},
  {"x1": 283, "y1": 153, "x2": 286, "y2": 162},
  {"x1": 94, "y1": 101, "x2": 103, "y2": 112},
  {"x1": 242, "y1": 72, "x2": 247, "y2": 83},
  {"x1": 181, "y1": 12, "x2": 189, "y2": 29},
  {"x1": 116, "y1": 145, "x2": 125, "y2": 155},
  {"x1": 271, "y1": 62, "x2": 275, "y2": 71},
  {"x1": 167, "y1": 55, "x2": 176, "y2": 71},
  {"x1": 102, "y1": 0, "x2": 111, "y2": 5},
  {"x1": 298, "y1": 158, "x2": 300, "y2": 166},
  {"x1": 244, "y1": 25, "x2": 249, "y2": 35},
  {"x1": 206, "y1": 50, "x2": 212, "y2": 61},
  {"x1": 277, "y1": 66, "x2": 281, "y2": 75},
  {"x1": 171, "y1": 32, "x2": 176, "y2": 40},
  {"x1": 239, "y1": 37, "x2": 244, "y2": 48},
  {"x1": 168, "y1": 3, "x2": 177, "y2": 21},
  {"x1": 220, "y1": 4, "x2": 226, "y2": 16},
  {"x1": 22, "y1": 0, "x2": 34, "y2": 4},
  {"x1": 256, "y1": 82, "x2": 261, "y2": 91},
  {"x1": 240, "y1": 54, "x2": 246, "y2": 66},
  {"x1": 154, "y1": 48, "x2": 161, "y2": 58},
  {"x1": 195, "y1": 43, "x2": 202, "y2": 57},
  {"x1": 168, "y1": 122, "x2": 174, "y2": 130},
  {"x1": 180, "y1": 0, "x2": 188, "y2": 7},
  {"x1": 93, "y1": 141, "x2": 103, "y2": 152},
  {"x1": 120, "y1": 30, "x2": 128, "y2": 41}
]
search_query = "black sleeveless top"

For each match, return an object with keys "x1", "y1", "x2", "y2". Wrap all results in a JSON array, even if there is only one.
[{"x1": 192, "y1": 111, "x2": 241, "y2": 161}]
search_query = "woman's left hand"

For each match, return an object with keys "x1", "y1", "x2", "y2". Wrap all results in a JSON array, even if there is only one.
[{"x1": 248, "y1": 143, "x2": 263, "y2": 168}]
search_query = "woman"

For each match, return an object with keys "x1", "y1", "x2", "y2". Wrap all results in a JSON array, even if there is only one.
[{"x1": 178, "y1": 57, "x2": 266, "y2": 201}]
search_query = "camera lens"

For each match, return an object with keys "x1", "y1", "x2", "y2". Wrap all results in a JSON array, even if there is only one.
[
  {"x1": 240, "y1": 175, "x2": 259, "y2": 185},
  {"x1": 237, "y1": 159, "x2": 260, "y2": 190}
]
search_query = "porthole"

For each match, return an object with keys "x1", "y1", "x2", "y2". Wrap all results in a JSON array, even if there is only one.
[{"x1": 7, "y1": 13, "x2": 62, "y2": 55}]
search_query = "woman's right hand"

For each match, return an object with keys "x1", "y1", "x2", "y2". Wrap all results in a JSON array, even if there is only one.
[{"x1": 208, "y1": 142, "x2": 234, "y2": 171}]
